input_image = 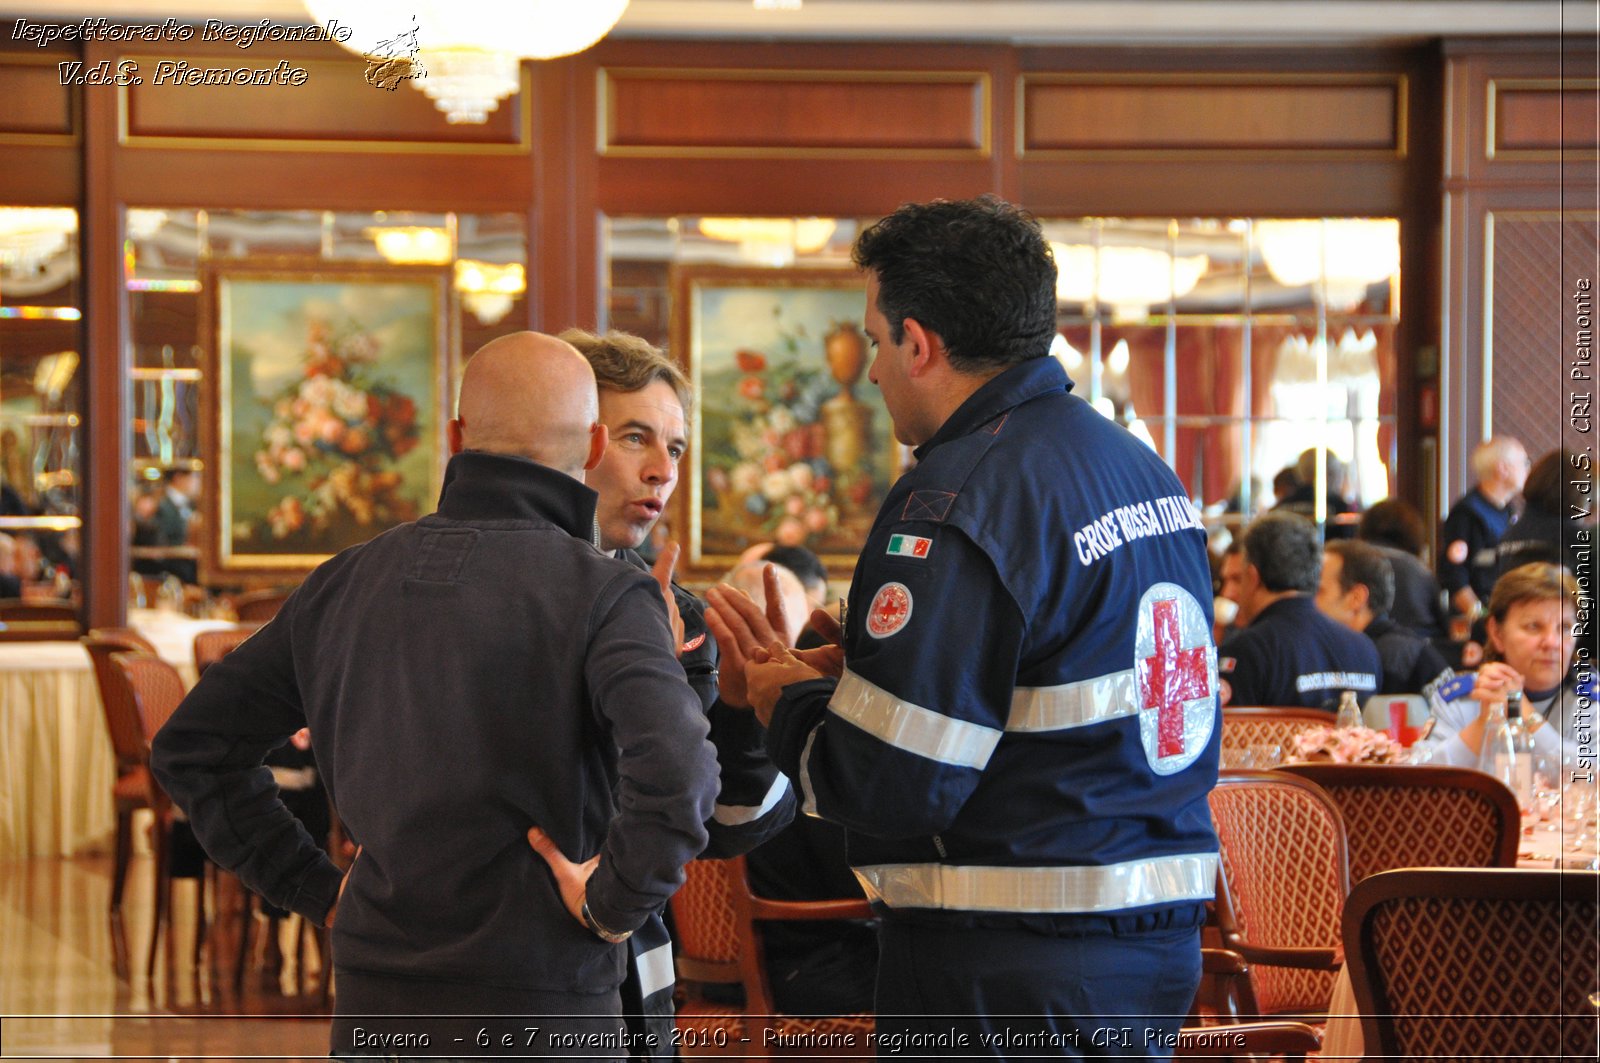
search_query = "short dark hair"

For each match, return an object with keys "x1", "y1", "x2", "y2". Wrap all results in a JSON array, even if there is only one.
[
  {"x1": 1522, "y1": 448, "x2": 1589, "y2": 516},
  {"x1": 1241, "y1": 512, "x2": 1321, "y2": 593},
  {"x1": 762, "y1": 545, "x2": 828, "y2": 599},
  {"x1": 559, "y1": 328, "x2": 693, "y2": 424},
  {"x1": 852, "y1": 195, "x2": 1058, "y2": 373},
  {"x1": 1358, "y1": 498, "x2": 1427, "y2": 557},
  {"x1": 1326, "y1": 540, "x2": 1395, "y2": 616}
]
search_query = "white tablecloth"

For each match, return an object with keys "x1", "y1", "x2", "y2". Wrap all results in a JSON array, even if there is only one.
[{"x1": 0, "y1": 611, "x2": 237, "y2": 860}]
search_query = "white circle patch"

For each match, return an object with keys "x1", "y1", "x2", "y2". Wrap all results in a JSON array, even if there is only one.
[
  {"x1": 1133, "y1": 582, "x2": 1217, "y2": 775},
  {"x1": 865, "y1": 582, "x2": 914, "y2": 639}
]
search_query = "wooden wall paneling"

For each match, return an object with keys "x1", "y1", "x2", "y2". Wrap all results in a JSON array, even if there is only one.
[
  {"x1": 81, "y1": 38, "x2": 127, "y2": 629},
  {"x1": 530, "y1": 55, "x2": 598, "y2": 333},
  {"x1": 1446, "y1": 41, "x2": 1600, "y2": 185},
  {"x1": 0, "y1": 53, "x2": 82, "y2": 201},
  {"x1": 587, "y1": 39, "x2": 1010, "y2": 217}
]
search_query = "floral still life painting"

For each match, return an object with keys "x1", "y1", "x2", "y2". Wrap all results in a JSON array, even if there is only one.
[
  {"x1": 673, "y1": 268, "x2": 899, "y2": 578},
  {"x1": 204, "y1": 263, "x2": 447, "y2": 580}
]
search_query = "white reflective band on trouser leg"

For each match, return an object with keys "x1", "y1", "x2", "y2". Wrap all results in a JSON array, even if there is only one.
[
  {"x1": 633, "y1": 940, "x2": 675, "y2": 1000},
  {"x1": 712, "y1": 773, "x2": 791, "y2": 825},
  {"x1": 1007, "y1": 669, "x2": 1140, "y2": 732},
  {"x1": 828, "y1": 668, "x2": 1002, "y2": 769},
  {"x1": 852, "y1": 853, "x2": 1219, "y2": 914}
]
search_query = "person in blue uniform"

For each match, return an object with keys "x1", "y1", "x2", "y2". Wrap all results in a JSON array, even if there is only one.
[
  {"x1": 1438, "y1": 436, "x2": 1527, "y2": 616},
  {"x1": 1217, "y1": 512, "x2": 1382, "y2": 709},
  {"x1": 538, "y1": 328, "x2": 796, "y2": 1058},
  {"x1": 1314, "y1": 540, "x2": 1452, "y2": 698},
  {"x1": 706, "y1": 196, "x2": 1220, "y2": 1058}
]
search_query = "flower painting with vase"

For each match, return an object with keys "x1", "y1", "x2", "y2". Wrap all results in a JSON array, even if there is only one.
[
  {"x1": 670, "y1": 267, "x2": 901, "y2": 580},
  {"x1": 201, "y1": 260, "x2": 450, "y2": 583}
]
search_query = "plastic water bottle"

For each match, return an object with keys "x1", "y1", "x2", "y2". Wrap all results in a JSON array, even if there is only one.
[
  {"x1": 1335, "y1": 690, "x2": 1363, "y2": 730},
  {"x1": 1478, "y1": 692, "x2": 1534, "y2": 808}
]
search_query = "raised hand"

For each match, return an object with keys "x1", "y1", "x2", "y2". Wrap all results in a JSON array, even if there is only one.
[{"x1": 651, "y1": 542, "x2": 685, "y2": 654}]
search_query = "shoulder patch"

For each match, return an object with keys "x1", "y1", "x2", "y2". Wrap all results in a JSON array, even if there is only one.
[
  {"x1": 680, "y1": 632, "x2": 706, "y2": 653},
  {"x1": 1435, "y1": 672, "x2": 1476, "y2": 703},
  {"x1": 886, "y1": 533, "x2": 932, "y2": 559},
  {"x1": 865, "y1": 582, "x2": 914, "y2": 639},
  {"x1": 901, "y1": 491, "x2": 957, "y2": 523},
  {"x1": 1218, "y1": 657, "x2": 1237, "y2": 674},
  {"x1": 1445, "y1": 539, "x2": 1469, "y2": 565}
]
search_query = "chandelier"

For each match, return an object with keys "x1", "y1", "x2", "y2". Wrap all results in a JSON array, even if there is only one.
[
  {"x1": 455, "y1": 260, "x2": 526, "y2": 325},
  {"x1": 302, "y1": 2, "x2": 630, "y2": 123},
  {"x1": 1050, "y1": 242, "x2": 1209, "y2": 321},
  {"x1": 368, "y1": 225, "x2": 453, "y2": 264},
  {"x1": 698, "y1": 217, "x2": 837, "y2": 266},
  {"x1": 1256, "y1": 219, "x2": 1399, "y2": 308}
]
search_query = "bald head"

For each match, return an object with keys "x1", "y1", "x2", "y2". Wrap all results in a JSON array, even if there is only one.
[
  {"x1": 452, "y1": 332, "x2": 602, "y2": 477},
  {"x1": 726, "y1": 561, "x2": 809, "y2": 648}
]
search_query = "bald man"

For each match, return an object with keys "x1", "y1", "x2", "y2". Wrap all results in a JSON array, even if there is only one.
[{"x1": 154, "y1": 332, "x2": 719, "y2": 1060}]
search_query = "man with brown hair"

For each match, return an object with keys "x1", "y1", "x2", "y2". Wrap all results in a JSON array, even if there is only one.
[{"x1": 155, "y1": 332, "x2": 719, "y2": 1059}]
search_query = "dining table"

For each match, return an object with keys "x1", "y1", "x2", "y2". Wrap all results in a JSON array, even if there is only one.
[{"x1": 0, "y1": 608, "x2": 238, "y2": 860}]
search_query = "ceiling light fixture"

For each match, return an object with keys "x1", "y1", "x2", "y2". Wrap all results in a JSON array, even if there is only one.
[
  {"x1": 302, "y1": 1, "x2": 630, "y2": 123},
  {"x1": 1256, "y1": 219, "x2": 1399, "y2": 308}
]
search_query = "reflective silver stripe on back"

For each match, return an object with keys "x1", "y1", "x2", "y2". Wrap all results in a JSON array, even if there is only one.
[
  {"x1": 633, "y1": 940, "x2": 675, "y2": 999},
  {"x1": 798, "y1": 721, "x2": 823, "y2": 817},
  {"x1": 1007, "y1": 669, "x2": 1140, "y2": 732},
  {"x1": 853, "y1": 853, "x2": 1218, "y2": 914},
  {"x1": 829, "y1": 667, "x2": 1002, "y2": 769},
  {"x1": 712, "y1": 773, "x2": 791, "y2": 826}
]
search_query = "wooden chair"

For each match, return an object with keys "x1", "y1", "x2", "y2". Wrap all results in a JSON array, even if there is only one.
[
  {"x1": 1276, "y1": 763, "x2": 1519, "y2": 882},
  {"x1": 1343, "y1": 868, "x2": 1600, "y2": 1060},
  {"x1": 1219, "y1": 707, "x2": 1333, "y2": 761},
  {"x1": 231, "y1": 588, "x2": 291, "y2": 623},
  {"x1": 670, "y1": 854, "x2": 875, "y2": 1057},
  {"x1": 80, "y1": 630, "x2": 162, "y2": 973},
  {"x1": 193, "y1": 624, "x2": 261, "y2": 675},
  {"x1": 1208, "y1": 771, "x2": 1350, "y2": 1021},
  {"x1": 110, "y1": 650, "x2": 195, "y2": 979},
  {"x1": 0, "y1": 598, "x2": 80, "y2": 640}
]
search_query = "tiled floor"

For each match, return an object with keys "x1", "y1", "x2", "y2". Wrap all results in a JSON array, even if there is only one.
[{"x1": 1, "y1": 853, "x2": 332, "y2": 1061}]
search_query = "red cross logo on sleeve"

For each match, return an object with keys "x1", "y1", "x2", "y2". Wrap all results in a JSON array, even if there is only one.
[{"x1": 1137, "y1": 597, "x2": 1212, "y2": 759}]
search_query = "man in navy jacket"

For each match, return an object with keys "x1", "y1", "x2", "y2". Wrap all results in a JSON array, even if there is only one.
[{"x1": 708, "y1": 197, "x2": 1220, "y2": 1057}]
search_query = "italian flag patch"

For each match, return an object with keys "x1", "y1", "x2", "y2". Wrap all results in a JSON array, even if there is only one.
[{"x1": 886, "y1": 534, "x2": 932, "y2": 559}]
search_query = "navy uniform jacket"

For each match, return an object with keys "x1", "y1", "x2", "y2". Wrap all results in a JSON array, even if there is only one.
[
  {"x1": 1439, "y1": 487, "x2": 1514, "y2": 602},
  {"x1": 1219, "y1": 595, "x2": 1382, "y2": 709},
  {"x1": 617, "y1": 551, "x2": 795, "y2": 1055},
  {"x1": 1364, "y1": 614, "x2": 1452, "y2": 698},
  {"x1": 765, "y1": 357, "x2": 1220, "y2": 928}
]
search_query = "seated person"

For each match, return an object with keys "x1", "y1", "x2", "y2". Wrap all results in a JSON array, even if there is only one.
[
  {"x1": 1421, "y1": 562, "x2": 1590, "y2": 767},
  {"x1": 1316, "y1": 540, "x2": 1452, "y2": 698},
  {"x1": 1273, "y1": 448, "x2": 1356, "y2": 539},
  {"x1": 1218, "y1": 512, "x2": 1381, "y2": 709},
  {"x1": 1358, "y1": 499, "x2": 1449, "y2": 640}
]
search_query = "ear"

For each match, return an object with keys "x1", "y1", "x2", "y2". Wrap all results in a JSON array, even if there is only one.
[
  {"x1": 899, "y1": 317, "x2": 946, "y2": 378},
  {"x1": 583, "y1": 422, "x2": 609, "y2": 472},
  {"x1": 447, "y1": 418, "x2": 465, "y2": 456},
  {"x1": 1484, "y1": 614, "x2": 1502, "y2": 655},
  {"x1": 1350, "y1": 582, "x2": 1371, "y2": 612}
]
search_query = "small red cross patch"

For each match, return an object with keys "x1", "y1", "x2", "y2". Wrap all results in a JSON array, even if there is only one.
[
  {"x1": 1133, "y1": 587, "x2": 1215, "y2": 770},
  {"x1": 866, "y1": 582, "x2": 913, "y2": 639}
]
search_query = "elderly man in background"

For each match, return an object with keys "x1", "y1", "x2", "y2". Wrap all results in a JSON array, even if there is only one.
[
  {"x1": 1218, "y1": 512, "x2": 1382, "y2": 709},
  {"x1": 1439, "y1": 436, "x2": 1528, "y2": 616},
  {"x1": 154, "y1": 332, "x2": 718, "y2": 1061}
]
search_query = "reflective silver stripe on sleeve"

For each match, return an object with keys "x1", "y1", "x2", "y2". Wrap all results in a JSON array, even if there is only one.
[
  {"x1": 829, "y1": 667, "x2": 1002, "y2": 769},
  {"x1": 797, "y1": 721, "x2": 823, "y2": 817},
  {"x1": 712, "y1": 773, "x2": 791, "y2": 826},
  {"x1": 1007, "y1": 669, "x2": 1140, "y2": 732},
  {"x1": 633, "y1": 940, "x2": 675, "y2": 1000},
  {"x1": 852, "y1": 853, "x2": 1218, "y2": 914}
]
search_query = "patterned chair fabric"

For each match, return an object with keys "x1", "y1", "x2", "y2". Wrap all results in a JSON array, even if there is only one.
[
  {"x1": 232, "y1": 588, "x2": 291, "y2": 622},
  {"x1": 1344, "y1": 868, "x2": 1600, "y2": 1060},
  {"x1": 1220, "y1": 708, "x2": 1334, "y2": 754},
  {"x1": 111, "y1": 651, "x2": 188, "y2": 742},
  {"x1": 1208, "y1": 771, "x2": 1349, "y2": 1017},
  {"x1": 1276, "y1": 764, "x2": 1519, "y2": 882},
  {"x1": 669, "y1": 855, "x2": 874, "y2": 1057}
]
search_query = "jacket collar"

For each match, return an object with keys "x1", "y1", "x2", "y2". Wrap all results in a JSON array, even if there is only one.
[
  {"x1": 435, "y1": 450, "x2": 599, "y2": 543},
  {"x1": 913, "y1": 356, "x2": 1071, "y2": 461}
]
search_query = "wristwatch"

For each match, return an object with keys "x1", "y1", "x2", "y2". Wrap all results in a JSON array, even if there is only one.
[{"x1": 581, "y1": 899, "x2": 632, "y2": 944}]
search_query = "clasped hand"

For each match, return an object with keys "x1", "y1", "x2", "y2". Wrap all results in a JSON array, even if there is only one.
[{"x1": 704, "y1": 564, "x2": 844, "y2": 726}]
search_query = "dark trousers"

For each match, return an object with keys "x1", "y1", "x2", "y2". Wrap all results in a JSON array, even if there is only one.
[{"x1": 873, "y1": 917, "x2": 1201, "y2": 1060}]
